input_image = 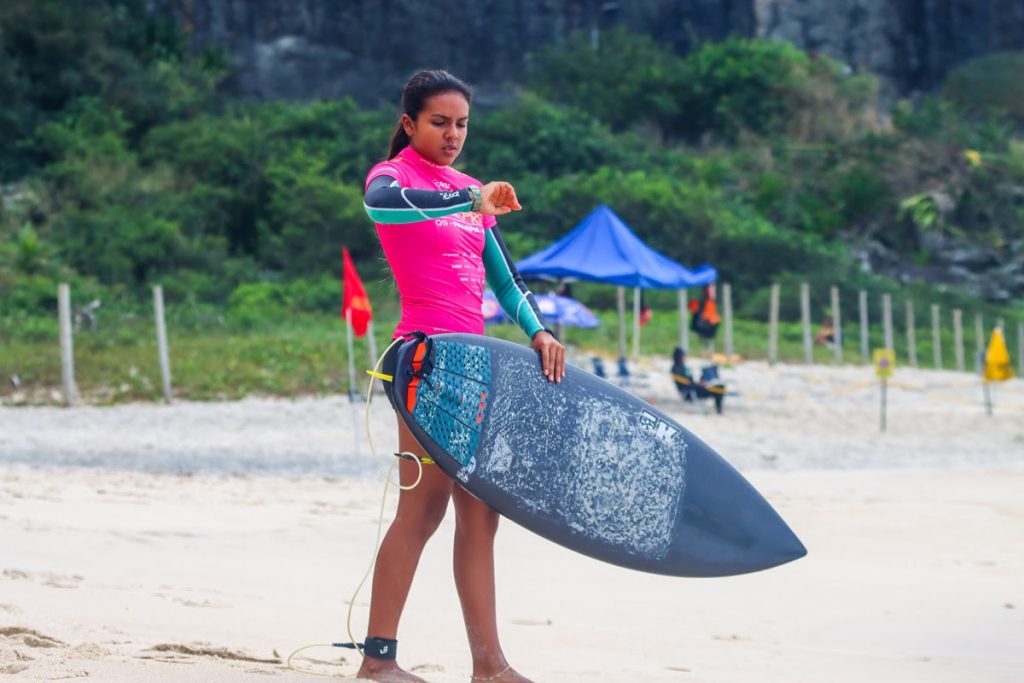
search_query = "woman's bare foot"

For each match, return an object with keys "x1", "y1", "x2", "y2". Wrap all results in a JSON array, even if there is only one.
[
  {"x1": 356, "y1": 659, "x2": 429, "y2": 683},
  {"x1": 469, "y1": 665, "x2": 534, "y2": 682}
]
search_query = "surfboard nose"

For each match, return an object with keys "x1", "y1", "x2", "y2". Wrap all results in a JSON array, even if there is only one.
[
  {"x1": 667, "y1": 453, "x2": 807, "y2": 578},
  {"x1": 670, "y1": 498, "x2": 806, "y2": 577}
]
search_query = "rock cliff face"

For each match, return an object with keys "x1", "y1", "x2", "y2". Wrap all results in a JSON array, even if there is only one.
[
  {"x1": 147, "y1": 0, "x2": 1024, "y2": 103},
  {"x1": 754, "y1": 0, "x2": 1024, "y2": 94}
]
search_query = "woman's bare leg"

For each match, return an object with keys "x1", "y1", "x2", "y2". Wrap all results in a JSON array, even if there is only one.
[
  {"x1": 357, "y1": 418, "x2": 453, "y2": 682},
  {"x1": 451, "y1": 487, "x2": 533, "y2": 683}
]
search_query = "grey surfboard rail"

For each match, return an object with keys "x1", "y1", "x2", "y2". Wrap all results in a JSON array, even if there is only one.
[{"x1": 391, "y1": 333, "x2": 806, "y2": 578}]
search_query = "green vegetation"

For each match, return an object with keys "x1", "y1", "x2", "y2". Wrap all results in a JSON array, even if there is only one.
[{"x1": 1, "y1": 1, "x2": 1022, "y2": 402}]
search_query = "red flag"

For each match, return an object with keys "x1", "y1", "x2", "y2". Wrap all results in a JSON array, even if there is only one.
[{"x1": 342, "y1": 247, "x2": 372, "y2": 337}]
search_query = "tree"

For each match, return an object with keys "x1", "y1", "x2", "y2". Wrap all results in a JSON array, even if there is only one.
[
  {"x1": 942, "y1": 52, "x2": 1024, "y2": 123},
  {"x1": 0, "y1": 0, "x2": 222, "y2": 181},
  {"x1": 530, "y1": 28, "x2": 682, "y2": 138}
]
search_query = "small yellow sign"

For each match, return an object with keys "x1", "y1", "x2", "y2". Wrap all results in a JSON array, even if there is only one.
[
  {"x1": 984, "y1": 328, "x2": 1014, "y2": 382},
  {"x1": 874, "y1": 349, "x2": 895, "y2": 379}
]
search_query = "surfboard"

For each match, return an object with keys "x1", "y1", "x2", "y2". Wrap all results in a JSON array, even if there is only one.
[{"x1": 389, "y1": 333, "x2": 806, "y2": 577}]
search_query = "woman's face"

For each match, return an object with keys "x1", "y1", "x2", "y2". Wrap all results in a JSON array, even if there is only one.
[{"x1": 402, "y1": 91, "x2": 470, "y2": 166}]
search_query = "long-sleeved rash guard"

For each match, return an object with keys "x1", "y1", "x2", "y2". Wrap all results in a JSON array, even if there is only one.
[{"x1": 363, "y1": 147, "x2": 546, "y2": 340}]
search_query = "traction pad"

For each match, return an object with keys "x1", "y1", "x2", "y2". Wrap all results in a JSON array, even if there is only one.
[{"x1": 403, "y1": 338, "x2": 491, "y2": 468}]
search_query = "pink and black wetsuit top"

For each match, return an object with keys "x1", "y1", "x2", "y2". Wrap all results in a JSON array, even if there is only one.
[{"x1": 364, "y1": 145, "x2": 545, "y2": 340}]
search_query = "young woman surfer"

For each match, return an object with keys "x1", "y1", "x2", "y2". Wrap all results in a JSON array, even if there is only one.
[{"x1": 359, "y1": 69, "x2": 565, "y2": 683}]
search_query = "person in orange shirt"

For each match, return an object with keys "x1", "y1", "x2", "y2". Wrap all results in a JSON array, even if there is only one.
[{"x1": 689, "y1": 284, "x2": 720, "y2": 348}]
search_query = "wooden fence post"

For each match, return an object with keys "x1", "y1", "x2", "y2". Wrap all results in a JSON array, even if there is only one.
[
  {"x1": 153, "y1": 285, "x2": 173, "y2": 403},
  {"x1": 58, "y1": 283, "x2": 79, "y2": 405},
  {"x1": 953, "y1": 309, "x2": 964, "y2": 372},
  {"x1": 800, "y1": 282, "x2": 812, "y2": 364},
  {"x1": 723, "y1": 282, "x2": 733, "y2": 361},
  {"x1": 830, "y1": 285, "x2": 842, "y2": 364},
  {"x1": 768, "y1": 283, "x2": 779, "y2": 366},
  {"x1": 1018, "y1": 321, "x2": 1024, "y2": 377},
  {"x1": 678, "y1": 288, "x2": 689, "y2": 353},
  {"x1": 882, "y1": 294, "x2": 894, "y2": 358},
  {"x1": 974, "y1": 314, "x2": 984, "y2": 373},
  {"x1": 931, "y1": 304, "x2": 942, "y2": 369},
  {"x1": 859, "y1": 290, "x2": 869, "y2": 364},
  {"x1": 905, "y1": 299, "x2": 917, "y2": 368}
]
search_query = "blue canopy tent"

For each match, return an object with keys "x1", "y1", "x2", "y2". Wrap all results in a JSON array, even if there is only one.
[{"x1": 516, "y1": 204, "x2": 716, "y2": 359}]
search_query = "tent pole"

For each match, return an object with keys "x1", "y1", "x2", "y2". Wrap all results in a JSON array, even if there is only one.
[
  {"x1": 678, "y1": 288, "x2": 689, "y2": 353},
  {"x1": 632, "y1": 287, "x2": 641, "y2": 363},
  {"x1": 554, "y1": 278, "x2": 565, "y2": 341},
  {"x1": 616, "y1": 286, "x2": 626, "y2": 361}
]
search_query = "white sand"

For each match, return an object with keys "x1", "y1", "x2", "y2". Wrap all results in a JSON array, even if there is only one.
[{"x1": 2, "y1": 360, "x2": 1023, "y2": 682}]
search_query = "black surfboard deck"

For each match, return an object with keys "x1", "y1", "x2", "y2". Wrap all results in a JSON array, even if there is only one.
[{"x1": 391, "y1": 333, "x2": 806, "y2": 577}]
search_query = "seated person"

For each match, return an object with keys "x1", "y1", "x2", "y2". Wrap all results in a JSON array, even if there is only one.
[
  {"x1": 815, "y1": 315, "x2": 836, "y2": 347},
  {"x1": 617, "y1": 357, "x2": 630, "y2": 380},
  {"x1": 611, "y1": 356, "x2": 650, "y2": 388},
  {"x1": 671, "y1": 347, "x2": 725, "y2": 414}
]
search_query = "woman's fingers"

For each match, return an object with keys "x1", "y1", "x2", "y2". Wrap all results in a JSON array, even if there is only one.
[
  {"x1": 552, "y1": 342, "x2": 564, "y2": 382},
  {"x1": 499, "y1": 183, "x2": 522, "y2": 210},
  {"x1": 532, "y1": 331, "x2": 565, "y2": 383},
  {"x1": 480, "y1": 181, "x2": 522, "y2": 214}
]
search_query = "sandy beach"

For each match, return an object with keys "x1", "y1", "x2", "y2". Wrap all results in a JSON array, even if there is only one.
[{"x1": 2, "y1": 359, "x2": 1023, "y2": 682}]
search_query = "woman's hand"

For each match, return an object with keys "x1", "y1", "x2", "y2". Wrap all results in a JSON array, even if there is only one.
[
  {"x1": 531, "y1": 330, "x2": 565, "y2": 383},
  {"x1": 479, "y1": 181, "x2": 522, "y2": 216}
]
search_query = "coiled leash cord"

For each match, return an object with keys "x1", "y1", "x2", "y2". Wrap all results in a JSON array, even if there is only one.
[{"x1": 286, "y1": 337, "x2": 430, "y2": 677}]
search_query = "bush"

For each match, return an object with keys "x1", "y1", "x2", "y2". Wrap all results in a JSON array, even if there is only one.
[
  {"x1": 286, "y1": 276, "x2": 342, "y2": 314},
  {"x1": 259, "y1": 149, "x2": 373, "y2": 275},
  {"x1": 225, "y1": 276, "x2": 344, "y2": 328},
  {"x1": 226, "y1": 282, "x2": 289, "y2": 328},
  {"x1": 1, "y1": 311, "x2": 59, "y2": 342},
  {"x1": 0, "y1": 273, "x2": 60, "y2": 315},
  {"x1": 942, "y1": 52, "x2": 1024, "y2": 123},
  {"x1": 673, "y1": 39, "x2": 809, "y2": 142},
  {"x1": 467, "y1": 93, "x2": 628, "y2": 179}
]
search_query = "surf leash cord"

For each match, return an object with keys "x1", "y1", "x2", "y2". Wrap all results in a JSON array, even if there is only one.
[{"x1": 286, "y1": 336, "x2": 426, "y2": 677}]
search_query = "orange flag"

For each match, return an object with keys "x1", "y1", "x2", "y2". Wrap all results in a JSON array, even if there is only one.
[{"x1": 342, "y1": 247, "x2": 372, "y2": 337}]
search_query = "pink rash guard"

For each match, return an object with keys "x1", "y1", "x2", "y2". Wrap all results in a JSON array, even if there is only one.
[{"x1": 365, "y1": 146, "x2": 498, "y2": 338}]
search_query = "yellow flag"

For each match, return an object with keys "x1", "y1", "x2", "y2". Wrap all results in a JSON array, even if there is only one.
[{"x1": 984, "y1": 328, "x2": 1013, "y2": 382}]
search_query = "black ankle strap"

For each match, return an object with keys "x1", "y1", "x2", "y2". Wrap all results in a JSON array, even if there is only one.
[
  {"x1": 332, "y1": 637, "x2": 397, "y2": 661},
  {"x1": 362, "y1": 637, "x2": 397, "y2": 660}
]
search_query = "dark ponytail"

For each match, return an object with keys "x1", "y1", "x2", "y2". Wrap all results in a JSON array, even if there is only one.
[{"x1": 387, "y1": 69, "x2": 473, "y2": 160}]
